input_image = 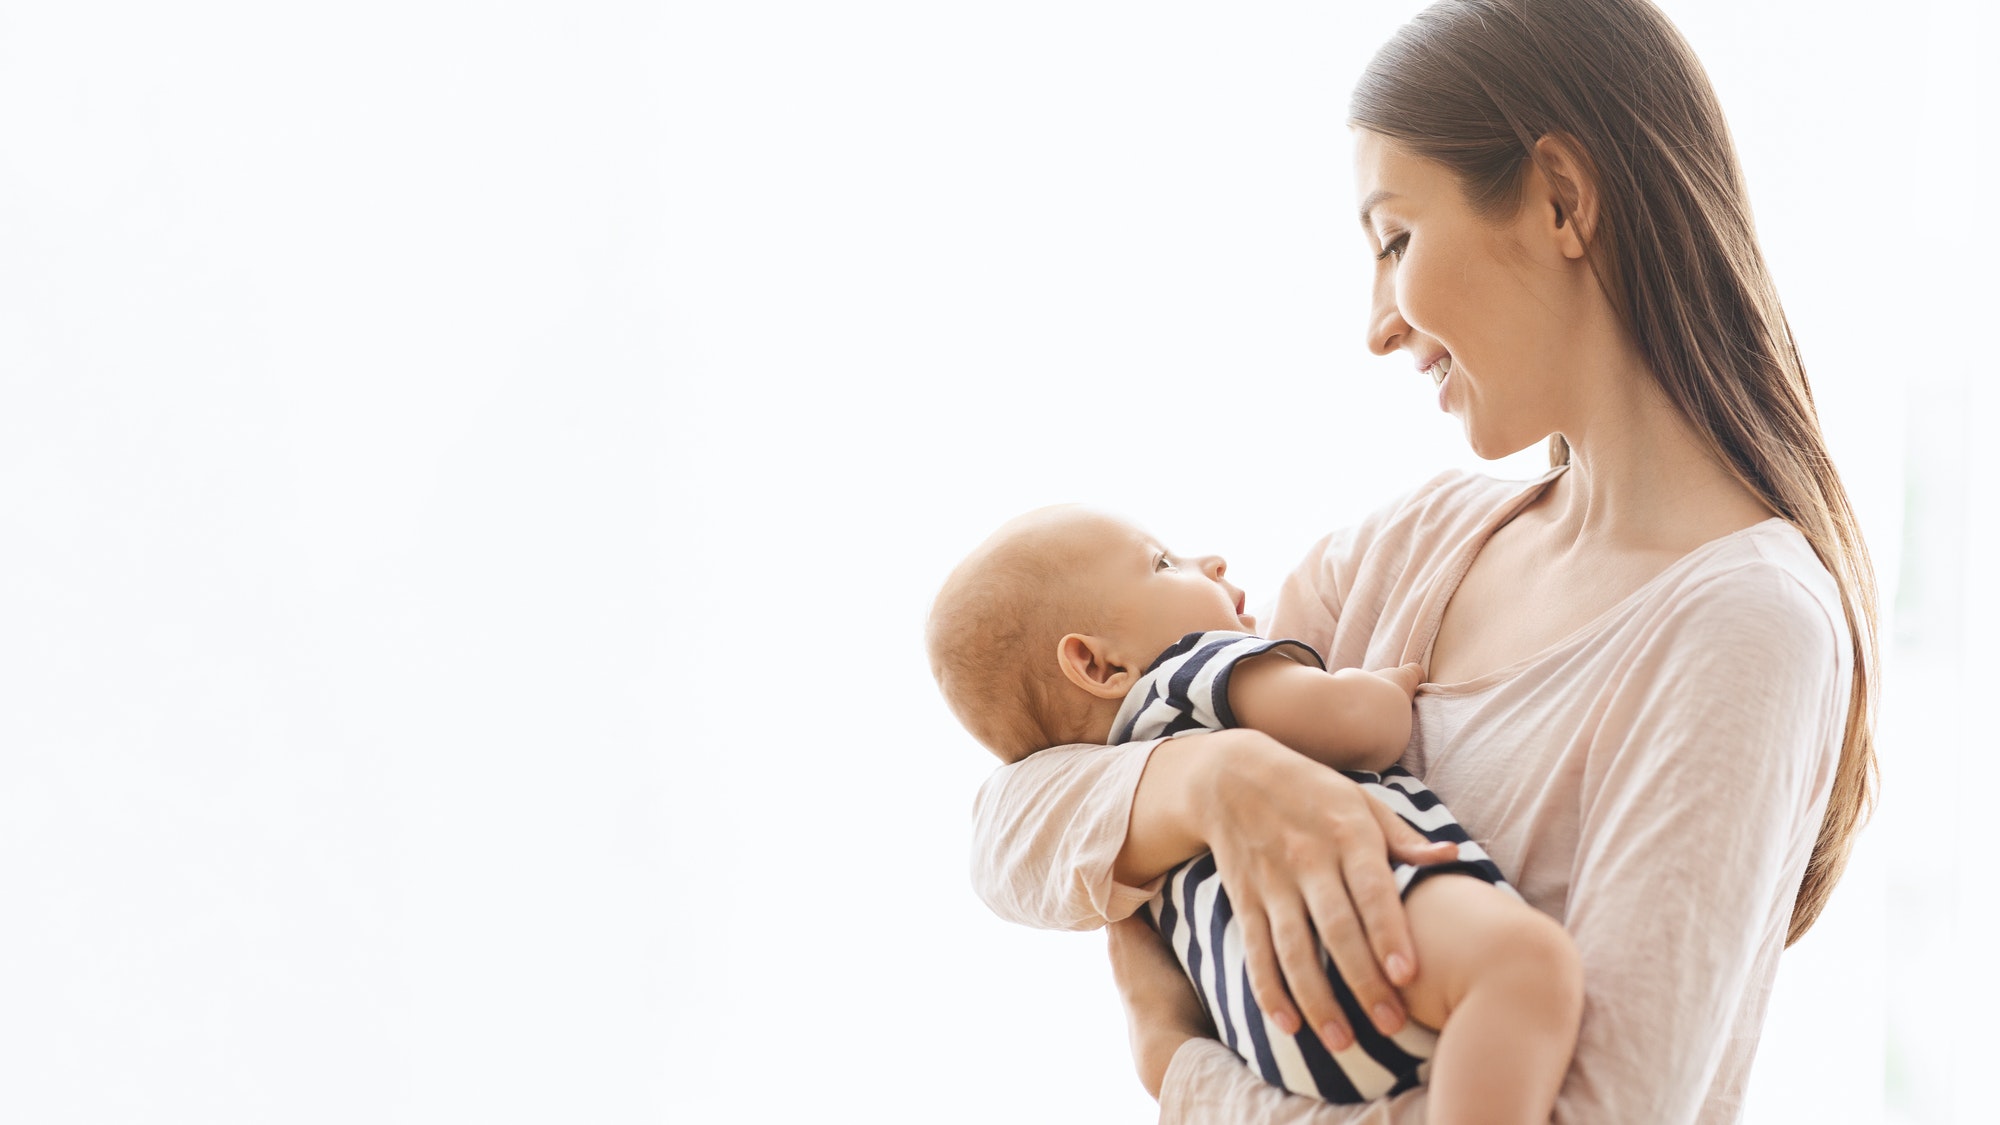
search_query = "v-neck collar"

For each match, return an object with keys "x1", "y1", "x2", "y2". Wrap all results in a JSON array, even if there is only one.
[
  {"x1": 1403, "y1": 464, "x2": 1568, "y2": 674},
  {"x1": 1405, "y1": 464, "x2": 1793, "y2": 693}
]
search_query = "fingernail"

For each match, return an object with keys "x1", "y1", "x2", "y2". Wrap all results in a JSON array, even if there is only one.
[
  {"x1": 1373, "y1": 1003, "x2": 1405, "y2": 1034},
  {"x1": 1387, "y1": 953, "x2": 1412, "y2": 985},
  {"x1": 1320, "y1": 1022, "x2": 1354, "y2": 1051},
  {"x1": 1269, "y1": 1009, "x2": 1300, "y2": 1036}
]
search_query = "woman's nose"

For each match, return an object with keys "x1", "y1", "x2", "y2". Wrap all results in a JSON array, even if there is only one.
[{"x1": 1367, "y1": 270, "x2": 1407, "y2": 356}]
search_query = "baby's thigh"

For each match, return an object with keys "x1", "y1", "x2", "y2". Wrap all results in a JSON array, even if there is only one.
[{"x1": 1399, "y1": 874, "x2": 1578, "y2": 1032}]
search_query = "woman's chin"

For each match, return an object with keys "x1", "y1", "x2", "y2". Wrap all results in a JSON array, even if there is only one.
[
  {"x1": 1458, "y1": 420, "x2": 1505, "y2": 461},
  {"x1": 1461, "y1": 424, "x2": 1548, "y2": 463}
]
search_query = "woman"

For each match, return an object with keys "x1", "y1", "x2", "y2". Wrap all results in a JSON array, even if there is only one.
[{"x1": 970, "y1": 0, "x2": 1877, "y2": 1120}]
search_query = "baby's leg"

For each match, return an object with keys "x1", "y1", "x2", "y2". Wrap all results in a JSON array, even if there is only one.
[{"x1": 1399, "y1": 874, "x2": 1582, "y2": 1125}]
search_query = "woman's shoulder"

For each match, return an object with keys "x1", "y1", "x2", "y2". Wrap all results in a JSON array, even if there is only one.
[
  {"x1": 1677, "y1": 520, "x2": 1844, "y2": 629},
  {"x1": 1635, "y1": 518, "x2": 1851, "y2": 672},
  {"x1": 1589, "y1": 520, "x2": 1854, "y2": 794}
]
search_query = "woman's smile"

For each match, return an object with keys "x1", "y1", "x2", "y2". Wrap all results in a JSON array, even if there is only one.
[
  {"x1": 1420, "y1": 353, "x2": 1452, "y2": 387},
  {"x1": 1356, "y1": 128, "x2": 1595, "y2": 458},
  {"x1": 1422, "y1": 354, "x2": 1455, "y2": 410}
]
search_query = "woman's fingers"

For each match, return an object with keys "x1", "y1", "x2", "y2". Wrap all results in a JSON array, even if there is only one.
[
  {"x1": 1361, "y1": 796, "x2": 1444, "y2": 989},
  {"x1": 1343, "y1": 838, "x2": 1420, "y2": 1021},
  {"x1": 1378, "y1": 795, "x2": 1459, "y2": 870},
  {"x1": 1201, "y1": 740, "x2": 1438, "y2": 1051},
  {"x1": 1235, "y1": 909, "x2": 1304, "y2": 1039},
  {"x1": 1269, "y1": 898, "x2": 1354, "y2": 1051},
  {"x1": 1305, "y1": 857, "x2": 1407, "y2": 1041}
]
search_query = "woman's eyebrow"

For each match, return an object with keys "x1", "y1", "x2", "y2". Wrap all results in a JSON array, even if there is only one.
[{"x1": 1358, "y1": 189, "x2": 1401, "y2": 229}]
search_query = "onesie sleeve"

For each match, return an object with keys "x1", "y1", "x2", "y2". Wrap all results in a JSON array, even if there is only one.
[
  {"x1": 1111, "y1": 631, "x2": 1324, "y2": 744},
  {"x1": 1548, "y1": 563, "x2": 1846, "y2": 1124}
]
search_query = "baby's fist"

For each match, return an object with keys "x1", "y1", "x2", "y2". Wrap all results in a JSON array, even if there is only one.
[{"x1": 1376, "y1": 662, "x2": 1426, "y2": 699}]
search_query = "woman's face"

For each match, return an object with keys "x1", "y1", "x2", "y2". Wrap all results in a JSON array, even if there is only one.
[{"x1": 1353, "y1": 130, "x2": 1588, "y2": 459}]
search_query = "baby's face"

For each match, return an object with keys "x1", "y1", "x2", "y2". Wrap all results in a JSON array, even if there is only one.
[{"x1": 1062, "y1": 511, "x2": 1255, "y2": 665}]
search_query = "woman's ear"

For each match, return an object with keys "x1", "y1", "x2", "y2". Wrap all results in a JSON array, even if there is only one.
[
  {"x1": 1057, "y1": 633, "x2": 1134, "y2": 700},
  {"x1": 1532, "y1": 133, "x2": 1600, "y2": 259}
]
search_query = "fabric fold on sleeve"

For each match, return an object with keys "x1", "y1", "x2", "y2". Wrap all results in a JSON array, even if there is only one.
[{"x1": 969, "y1": 738, "x2": 1169, "y2": 932}]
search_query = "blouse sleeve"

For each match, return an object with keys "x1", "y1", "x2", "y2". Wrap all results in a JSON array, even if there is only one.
[
  {"x1": 1160, "y1": 555, "x2": 1848, "y2": 1124},
  {"x1": 1270, "y1": 470, "x2": 1470, "y2": 667},
  {"x1": 1548, "y1": 561, "x2": 1846, "y2": 1123},
  {"x1": 968, "y1": 739, "x2": 1170, "y2": 931}
]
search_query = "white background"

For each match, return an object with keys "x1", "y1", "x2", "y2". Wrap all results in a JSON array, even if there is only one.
[{"x1": 0, "y1": 1, "x2": 1992, "y2": 1122}]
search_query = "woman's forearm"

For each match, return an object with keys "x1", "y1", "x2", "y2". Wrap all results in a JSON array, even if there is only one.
[
  {"x1": 969, "y1": 730, "x2": 1302, "y2": 932},
  {"x1": 1111, "y1": 729, "x2": 1242, "y2": 886}
]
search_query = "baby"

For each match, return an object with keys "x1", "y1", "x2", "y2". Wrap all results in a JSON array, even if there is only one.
[{"x1": 928, "y1": 505, "x2": 1582, "y2": 1121}]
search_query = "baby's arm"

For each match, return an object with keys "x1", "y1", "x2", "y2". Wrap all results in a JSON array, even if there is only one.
[{"x1": 1227, "y1": 656, "x2": 1423, "y2": 773}]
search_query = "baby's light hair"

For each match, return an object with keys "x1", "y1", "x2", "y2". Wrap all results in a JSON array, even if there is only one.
[{"x1": 925, "y1": 508, "x2": 1105, "y2": 764}]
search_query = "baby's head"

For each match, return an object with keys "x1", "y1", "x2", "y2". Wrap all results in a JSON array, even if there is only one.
[{"x1": 925, "y1": 505, "x2": 1254, "y2": 763}]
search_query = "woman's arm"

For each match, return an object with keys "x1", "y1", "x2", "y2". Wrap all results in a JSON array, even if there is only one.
[
  {"x1": 1105, "y1": 729, "x2": 1459, "y2": 1043},
  {"x1": 972, "y1": 728, "x2": 1457, "y2": 1046},
  {"x1": 1543, "y1": 569, "x2": 1845, "y2": 1123}
]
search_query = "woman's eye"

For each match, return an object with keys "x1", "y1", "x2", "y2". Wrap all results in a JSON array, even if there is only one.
[{"x1": 1375, "y1": 234, "x2": 1409, "y2": 262}]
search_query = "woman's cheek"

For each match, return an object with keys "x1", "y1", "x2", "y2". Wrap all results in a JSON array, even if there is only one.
[{"x1": 1396, "y1": 264, "x2": 1438, "y2": 341}]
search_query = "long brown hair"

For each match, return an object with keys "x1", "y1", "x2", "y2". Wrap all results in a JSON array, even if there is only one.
[{"x1": 1351, "y1": 0, "x2": 1877, "y2": 945}]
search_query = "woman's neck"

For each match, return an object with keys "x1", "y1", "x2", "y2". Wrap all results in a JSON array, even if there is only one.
[{"x1": 1537, "y1": 349, "x2": 1774, "y2": 556}]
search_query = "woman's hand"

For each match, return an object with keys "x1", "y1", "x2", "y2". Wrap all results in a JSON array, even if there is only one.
[
  {"x1": 1107, "y1": 916, "x2": 1213, "y2": 1100},
  {"x1": 1202, "y1": 731, "x2": 1457, "y2": 1054}
]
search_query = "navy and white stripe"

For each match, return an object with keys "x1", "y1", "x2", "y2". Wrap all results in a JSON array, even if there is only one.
[
  {"x1": 1113, "y1": 630, "x2": 1516, "y2": 1103},
  {"x1": 1109, "y1": 631, "x2": 1321, "y2": 744}
]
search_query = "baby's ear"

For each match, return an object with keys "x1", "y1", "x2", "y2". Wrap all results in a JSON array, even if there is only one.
[{"x1": 1057, "y1": 634, "x2": 1133, "y2": 700}]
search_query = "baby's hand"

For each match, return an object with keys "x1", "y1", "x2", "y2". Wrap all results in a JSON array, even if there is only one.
[{"x1": 1374, "y1": 662, "x2": 1426, "y2": 700}]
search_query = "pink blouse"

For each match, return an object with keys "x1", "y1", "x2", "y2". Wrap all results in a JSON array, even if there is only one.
[{"x1": 969, "y1": 470, "x2": 1850, "y2": 1124}]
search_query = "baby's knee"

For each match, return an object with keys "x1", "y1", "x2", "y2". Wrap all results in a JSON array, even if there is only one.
[{"x1": 1482, "y1": 903, "x2": 1583, "y2": 1019}]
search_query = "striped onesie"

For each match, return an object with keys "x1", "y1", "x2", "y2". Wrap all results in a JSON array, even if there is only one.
[{"x1": 1109, "y1": 630, "x2": 1516, "y2": 1103}]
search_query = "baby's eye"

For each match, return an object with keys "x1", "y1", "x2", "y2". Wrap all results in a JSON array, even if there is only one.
[{"x1": 1155, "y1": 555, "x2": 1177, "y2": 572}]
